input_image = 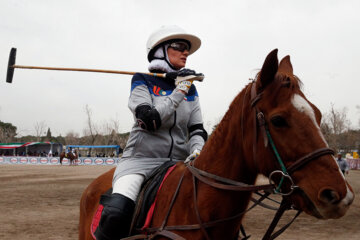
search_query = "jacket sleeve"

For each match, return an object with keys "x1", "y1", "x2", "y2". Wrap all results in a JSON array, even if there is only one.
[
  {"x1": 187, "y1": 96, "x2": 208, "y2": 153},
  {"x1": 128, "y1": 73, "x2": 185, "y2": 131}
]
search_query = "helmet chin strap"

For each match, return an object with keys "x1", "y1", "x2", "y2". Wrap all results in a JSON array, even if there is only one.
[
  {"x1": 148, "y1": 44, "x2": 178, "y2": 73},
  {"x1": 162, "y1": 45, "x2": 178, "y2": 71}
]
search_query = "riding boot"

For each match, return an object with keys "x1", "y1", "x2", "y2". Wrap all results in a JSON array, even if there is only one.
[{"x1": 94, "y1": 193, "x2": 135, "y2": 240}]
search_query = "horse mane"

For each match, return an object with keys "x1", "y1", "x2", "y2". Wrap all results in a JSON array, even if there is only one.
[
  {"x1": 210, "y1": 70, "x2": 303, "y2": 139},
  {"x1": 207, "y1": 83, "x2": 249, "y2": 147}
]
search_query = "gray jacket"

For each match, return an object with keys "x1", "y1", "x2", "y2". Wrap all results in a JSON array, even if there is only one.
[{"x1": 113, "y1": 73, "x2": 207, "y2": 183}]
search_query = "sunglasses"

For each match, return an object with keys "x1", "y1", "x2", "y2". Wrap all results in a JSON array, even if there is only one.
[{"x1": 169, "y1": 42, "x2": 190, "y2": 52}]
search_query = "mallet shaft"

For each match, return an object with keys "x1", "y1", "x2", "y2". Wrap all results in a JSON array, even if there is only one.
[
  {"x1": 7, "y1": 48, "x2": 204, "y2": 83},
  {"x1": 11, "y1": 65, "x2": 166, "y2": 78}
]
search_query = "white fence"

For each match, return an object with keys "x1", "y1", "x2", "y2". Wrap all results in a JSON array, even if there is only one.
[
  {"x1": 1, "y1": 156, "x2": 359, "y2": 169},
  {"x1": 347, "y1": 158, "x2": 360, "y2": 170},
  {"x1": 0, "y1": 156, "x2": 120, "y2": 165}
]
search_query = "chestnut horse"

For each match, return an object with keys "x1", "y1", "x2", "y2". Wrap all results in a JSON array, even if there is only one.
[
  {"x1": 79, "y1": 49, "x2": 354, "y2": 240},
  {"x1": 60, "y1": 151, "x2": 78, "y2": 165}
]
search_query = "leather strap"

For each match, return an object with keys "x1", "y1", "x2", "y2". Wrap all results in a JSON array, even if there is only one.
[
  {"x1": 152, "y1": 230, "x2": 186, "y2": 240},
  {"x1": 262, "y1": 199, "x2": 291, "y2": 240},
  {"x1": 187, "y1": 165, "x2": 274, "y2": 192},
  {"x1": 159, "y1": 170, "x2": 186, "y2": 231},
  {"x1": 287, "y1": 148, "x2": 335, "y2": 174},
  {"x1": 144, "y1": 190, "x2": 274, "y2": 233},
  {"x1": 121, "y1": 234, "x2": 149, "y2": 240},
  {"x1": 192, "y1": 174, "x2": 211, "y2": 240},
  {"x1": 239, "y1": 224, "x2": 251, "y2": 240},
  {"x1": 262, "y1": 198, "x2": 302, "y2": 240}
]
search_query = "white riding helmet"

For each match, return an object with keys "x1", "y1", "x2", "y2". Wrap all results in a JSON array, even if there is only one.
[{"x1": 146, "y1": 25, "x2": 201, "y2": 62}]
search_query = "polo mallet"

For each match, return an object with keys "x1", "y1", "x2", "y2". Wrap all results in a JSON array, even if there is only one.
[{"x1": 6, "y1": 48, "x2": 204, "y2": 83}]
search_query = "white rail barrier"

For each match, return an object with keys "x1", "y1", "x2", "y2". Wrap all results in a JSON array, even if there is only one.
[
  {"x1": 346, "y1": 158, "x2": 360, "y2": 170},
  {"x1": 0, "y1": 156, "x2": 120, "y2": 165}
]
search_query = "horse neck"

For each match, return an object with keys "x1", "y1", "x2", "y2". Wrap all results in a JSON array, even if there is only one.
[
  {"x1": 195, "y1": 84, "x2": 257, "y2": 184},
  {"x1": 189, "y1": 85, "x2": 258, "y2": 234}
]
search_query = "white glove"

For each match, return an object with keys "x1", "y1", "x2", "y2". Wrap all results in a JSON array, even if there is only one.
[
  {"x1": 175, "y1": 80, "x2": 193, "y2": 94},
  {"x1": 185, "y1": 149, "x2": 201, "y2": 163}
]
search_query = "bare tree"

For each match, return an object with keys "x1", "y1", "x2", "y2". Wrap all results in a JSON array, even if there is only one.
[
  {"x1": 321, "y1": 104, "x2": 351, "y2": 151},
  {"x1": 357, "y1": 105, "x2": 360, "y2": 128},
  {"x1": 328, "y1": 103, "x2": 350, "y2": 134},
  {"x1": 83, "y1": 105, "x2": 99, "y2": 155},
  {"x1": 102, "y1": 119, "x2": 121, "y2": 143},
  {"x1": 65, "y1": 131, "x2": 80, "y2": 145},
  {"x1": 34, "y1": 121, "x2": 47, "y2": 141},
  {"x1": 96, "y1": 119, "x2": 127, "y2": 156}
]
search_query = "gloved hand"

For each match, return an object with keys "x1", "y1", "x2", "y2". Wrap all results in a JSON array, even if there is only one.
[
  {"x1": 166, "y1": 68, "x2": 205, "y2": 82},
  {"x1": 167, "y1": 69, "x2": 204, "y2": 94},
  {"x1": 184, "y1": 149, "x2": 201, "y2": 163},
  {"x1": 175, "y1": 79, "x2": 193, "y2": 94}
]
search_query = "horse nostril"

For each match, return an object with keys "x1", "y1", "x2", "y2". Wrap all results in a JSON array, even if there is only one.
[{"x1": 319, "y1": 188, "x2": 340, "y2": 204}]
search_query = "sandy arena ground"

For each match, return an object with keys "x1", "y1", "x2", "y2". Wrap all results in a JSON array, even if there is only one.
[{"x1": 0, "y1": 164, "x2": 359, "y2": 240}]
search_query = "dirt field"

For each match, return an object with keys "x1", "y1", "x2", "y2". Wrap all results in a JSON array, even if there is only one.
[{"x1": 0, "y1": 165, "x2": 359, "y2": 240}]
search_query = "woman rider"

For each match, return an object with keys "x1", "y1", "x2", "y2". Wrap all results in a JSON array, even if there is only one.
[{"x1": 95, "y1": 25, "x2": 208, "y2": 240}]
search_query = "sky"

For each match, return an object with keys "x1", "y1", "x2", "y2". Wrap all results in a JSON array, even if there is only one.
[{"x1": 1, "y1": 0, "x2": 360, "y2": 137}]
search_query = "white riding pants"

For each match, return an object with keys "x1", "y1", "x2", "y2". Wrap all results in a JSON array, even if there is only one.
[{"x1": 112, "y1": 174, "x2": 145, "y2": 202}]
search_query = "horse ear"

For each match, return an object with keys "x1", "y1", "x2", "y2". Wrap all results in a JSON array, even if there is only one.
[
  {"x1": 257, "y1": 49, "x2": 279, "y2": 90},
  {"x1": 278, "y1": 55, "x2": 293, "y2": 75}
]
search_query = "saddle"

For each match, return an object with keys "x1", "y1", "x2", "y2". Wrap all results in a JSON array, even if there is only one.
[{"x1": 91, "y1": 161, "x2": 177, "y2": 238}]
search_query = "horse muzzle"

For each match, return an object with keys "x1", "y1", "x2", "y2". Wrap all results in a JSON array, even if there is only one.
[
  {"x1": 316, "y1": 183, "x2": 354, "y2": 219},
  {"x1": 292, "y1": 182, "x2": 354, "y2": 219}
]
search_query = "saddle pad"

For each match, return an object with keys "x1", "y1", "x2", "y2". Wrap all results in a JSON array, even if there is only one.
[
  {"x1": 90, "y1": 188, "x2": 112, "y2": 239},
  {"x1": 141, "y1": 164, "x2": 177, "y2": 230},
  {"x1": 90, "y1": 204, "x2": 103, "y2": 239}
]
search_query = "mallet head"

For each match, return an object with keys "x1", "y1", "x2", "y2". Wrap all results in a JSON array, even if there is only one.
[{"x1": 6, "y1": 48, "x2": 16, "y2": 83}]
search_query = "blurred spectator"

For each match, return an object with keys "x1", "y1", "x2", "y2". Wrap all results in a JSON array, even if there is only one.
[{"x1": 337, "y1": 154, "x2": 349, "y2": 175}]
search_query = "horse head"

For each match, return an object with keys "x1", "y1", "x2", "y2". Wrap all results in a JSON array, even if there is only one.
[{"x1": 244, "y1": 49, "x2": 354, "y2": 219}]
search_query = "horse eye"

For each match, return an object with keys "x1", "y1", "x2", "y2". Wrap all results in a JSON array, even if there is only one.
[{"x1": 271, "y1": 116, "x2": 288, "y2": 127}]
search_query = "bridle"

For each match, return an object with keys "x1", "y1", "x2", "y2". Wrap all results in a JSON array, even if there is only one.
[
  {"x1": 250, "y1": 80, "x2": 334, "y2": 196},
  {"x1": 125, "y1": 80, "x2": 335, "y2": 240},
  {"x1": 249, "y1": 80, "x2": 335, "y2": 239}
]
